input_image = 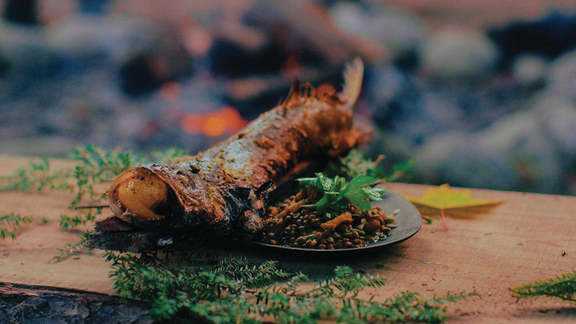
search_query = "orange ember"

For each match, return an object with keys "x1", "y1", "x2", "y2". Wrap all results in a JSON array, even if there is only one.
[{"x1": 181, "y1": 107, "x2": 247, "y2": 137}]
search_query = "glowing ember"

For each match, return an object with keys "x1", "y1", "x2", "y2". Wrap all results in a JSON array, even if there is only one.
[{"x1": 181, "y1": 107, "x2": 246, "y2": 137}]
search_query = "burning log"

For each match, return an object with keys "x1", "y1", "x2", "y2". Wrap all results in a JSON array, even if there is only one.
[{"x1": 90, "y1": 59, "x2": 368, "y2": 251}]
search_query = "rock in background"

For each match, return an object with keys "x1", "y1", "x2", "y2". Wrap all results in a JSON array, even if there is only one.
[
  {"x1": 421, "y1": 28, "x2": 499, "y2": 81},
  {"x1": 3, "y1": 0, "x2": 576, "y2": 194},
  {"x1": 361, "y1": 4, "x2": 576, "y2": 194}
]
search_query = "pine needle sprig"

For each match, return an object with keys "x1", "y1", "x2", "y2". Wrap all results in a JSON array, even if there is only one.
[
  {"x1": 67, "y1": 145, "x2": 144, "y2": 208},
  {"x1": 327, "y1": 150, "x2": 413, "y2": 182},
  {"x1": 67, "y1": 145, "x2": 189, "y2": 209},
  {"x1": 306, "y1": 266, "x2": 388, "y2": 299},
  {"x1": 335, "y1": 150, "x2": 385, "y2": 178},
  {"x1": 384, "y1": 159, "x2": 414, "y2": 182},
  {"x1": 0, "y1": 213, "x2": 32, "y2": 240},
  {"x1": 212, "y1": 257, "x2": 293, "y2": 288},
  {"x1": 104, "y1": 253, "x2": 472, "y2": 323},
  {"x1": 510, "y1": 271, "x2": 576, "y2": 302},
  {"x1": 59, "y1": 207, "x2": 103, "y2": 230},
  {"x1": 0, "y1": 158, "x2": 73, "y2": 193},
  {"x1": 51, "y1": 230, "x2": 94, "y2": 263}
]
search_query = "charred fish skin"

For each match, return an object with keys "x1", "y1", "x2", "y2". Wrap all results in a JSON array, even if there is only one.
[{"x1": 99, "y1": 59, "x2": 367, "y2": 241}]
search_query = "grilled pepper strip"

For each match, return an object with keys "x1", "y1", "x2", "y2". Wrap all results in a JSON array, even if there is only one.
[{"x1": 101, "y1": 59, "x2": 367, "y2": 236}]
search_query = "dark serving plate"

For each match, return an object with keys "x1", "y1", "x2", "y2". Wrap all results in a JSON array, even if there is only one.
[{"x1": 252, "y1": 188, "x2": 422, "y2": 254}]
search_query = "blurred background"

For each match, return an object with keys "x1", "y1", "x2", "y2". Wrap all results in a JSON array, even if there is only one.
[{"x1": 2, "y1": 0, "x2": 576, "y2": 194}]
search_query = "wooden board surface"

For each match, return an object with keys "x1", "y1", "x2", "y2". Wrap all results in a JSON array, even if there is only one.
[{"x1": 0, "y1": 156, "x2": 575, "y2": 323}]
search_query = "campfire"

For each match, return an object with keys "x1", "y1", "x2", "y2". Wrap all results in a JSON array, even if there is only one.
[{"x1": 180, "y1": 106, "x2": 246, "y2": 137}]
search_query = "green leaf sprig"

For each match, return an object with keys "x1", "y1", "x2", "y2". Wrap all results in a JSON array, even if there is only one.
[{"x1": 297, "y1": 173, "x2": 385, "y2": 213}]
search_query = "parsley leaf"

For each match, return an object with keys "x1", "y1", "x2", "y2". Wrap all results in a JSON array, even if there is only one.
[
  {"x1": 342, "y1": 176, "x2": 379, "y2": 211},
  {"x1": 297, "y1": 173, "x2": 385, "y2": 213}
]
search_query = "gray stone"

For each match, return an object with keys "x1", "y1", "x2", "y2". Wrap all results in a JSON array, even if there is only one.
[
  {"x1": 367, "y1": 65, "x2": 406, "y2": 112},
  {"x1": 547, "y1": 50, "x2": 576, "y2": 100},
  {"x1": 330, "y1": 2, "x2": 426, "y2": 56},
  {"x1": 383, "y1": 90, "x2": 465, "y2": 146},
  {"x1": 512, "y1": 54, "x2": 548, "y2": 85},
  {"x1": 0, "y1": 22, "x2": 61, "y2": 84},
  {"x1": 415, "y1": 109, "x2": 563, "y2": 193},
  {"x1": 47, "y1": 15, "x2": 158, "y2": 65},
  {"x1": 365, "y1": 129, "x2": 415, "y2": 164},
  {"x1": 475, "y1": 110, "x2": 562, "y2": 193},
  {"x1": 532, "y1": 95, "x2": 576, "y2": 159},
  {"x1": 414, "y1": 131, "x2": 475, "y2": 185},
  {"x1": 0, "y1": 22, "x2": 45, "y2": 60},
  {"x1": 421, "y1": 29, "x2": 499, "y2": 80}
]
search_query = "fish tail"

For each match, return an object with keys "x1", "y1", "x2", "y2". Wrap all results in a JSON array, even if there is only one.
[{"x1": 340, "y1": 58, "x2": 364, "y2": 112}]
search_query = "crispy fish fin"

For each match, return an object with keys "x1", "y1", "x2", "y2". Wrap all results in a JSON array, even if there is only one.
[
  {"x1": 286, "y1": 79, "x2": 301, "y2": 99},
  {"x1": 282, "y1": 78, "x2": 345, "y2": 109},
  {"x1": 281, "y1": 80, "x2": 302, "y2": 109},
  {"x1": 340, "y1": 58, "x2": 364, "y2": 111}
]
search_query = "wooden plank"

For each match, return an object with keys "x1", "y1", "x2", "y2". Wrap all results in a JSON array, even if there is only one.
[
  {"x1": 374, "y1": 183, "x2": 576, "y2": 323},
  {"x1": 0, "y1": 156, "x2": 114, "y2": 294},
  {"x1": 0, "y1": 156, "x2": 575, "y2": 322}
]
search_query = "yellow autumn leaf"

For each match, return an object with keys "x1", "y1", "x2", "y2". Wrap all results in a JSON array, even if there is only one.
[{"x1": 405, "y1": 184, "x2": 502, "y2": 210}]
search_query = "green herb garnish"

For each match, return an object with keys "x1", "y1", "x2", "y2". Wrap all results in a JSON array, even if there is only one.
[{"x1": 297, "y1": 173, "x2": 385, "y2": 213}]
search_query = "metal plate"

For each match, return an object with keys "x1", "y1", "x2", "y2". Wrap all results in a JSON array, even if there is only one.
[{"x1": 252, "y1": 188, "x2": 422, "y2": 253}]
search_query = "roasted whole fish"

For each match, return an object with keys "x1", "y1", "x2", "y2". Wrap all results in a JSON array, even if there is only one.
[{"x1": 90, "y1": 59, "x2": 368, "y2": 251}]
